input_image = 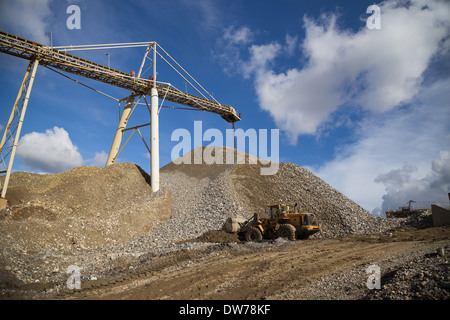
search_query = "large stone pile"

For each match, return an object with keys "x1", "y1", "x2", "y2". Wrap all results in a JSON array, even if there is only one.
[
  {"x1": 0, "y1": 146, "x2": 400, "y2": 251},
  {"x1": 149, "y1": 146, "x2": 398, "y2": 243},
  {"x1": 0, "y1": 146, "x2": 406, "y2": 286},
  {"x1": 0, "y1": 163, "x2": 171, "y2": 252}
]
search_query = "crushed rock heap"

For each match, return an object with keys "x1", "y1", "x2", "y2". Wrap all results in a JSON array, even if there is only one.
[
  {"x1": 1, "y1": 146, "x2": 399, "y2": 251},
  {"x1": 151, "y1": 146, "x2": 395, "y2": 243},
  {"x1": 0, "y1": 146, "x2": 405, "y2": 286},
  {"x1": 0, "y1": 163, "x2": 171, "y2": 252}
]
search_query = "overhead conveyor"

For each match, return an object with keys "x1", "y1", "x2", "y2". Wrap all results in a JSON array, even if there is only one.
[
  {"x1": 0, "y1": 31, "x2": 241, "y2": 122},
  {"x1": 0, "y1": 30, "x2": 241, "y2": 206}
]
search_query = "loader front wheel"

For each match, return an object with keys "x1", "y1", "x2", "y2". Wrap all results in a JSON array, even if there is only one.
[
  {"x1": 245, "y1": 227, "x2": 263, "y2": 242},
  {"x1": 277, "y1": 224, "x2": 296, "y2": 241}
]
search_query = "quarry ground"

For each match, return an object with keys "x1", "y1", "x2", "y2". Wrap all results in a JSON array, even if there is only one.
[
  {"x1": 2, "y1": 225, "x2": 448, "y2": 300},
  {"x1": 1, "y1": 158, "x2": 449, "y2": 301}
]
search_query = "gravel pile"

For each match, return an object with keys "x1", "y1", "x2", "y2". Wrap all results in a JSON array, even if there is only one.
[
  {"x1": 0, "y1": 163, "x2": 171, "y2": 286},
  {"x1": 292, "y1": 244, "x2": 450, "y2": 300},
  {"x1": 149, "y1": 146, "x2": 405, "y2": 245},
  {"x1": 268, "y1": 236, "x2": 449, "y2": 301},
  {"x1": 0, "y1": 146, "x2": 410, "y2": 289},
  {"x1": 366, "y1": 245, "x2": 450, "y2": 300}
]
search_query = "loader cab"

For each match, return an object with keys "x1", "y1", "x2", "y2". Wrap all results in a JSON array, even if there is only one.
[
  {"x1": 269, "y1": 203, "x2": 288, "y2": 219},
  {"x1": 269, "y1": 205, "x2": 279, "y2": 220},
  {"x1": 280, "y1": 205, "x2": 288, "y2": 217}
]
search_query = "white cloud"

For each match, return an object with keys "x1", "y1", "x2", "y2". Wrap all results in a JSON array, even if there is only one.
[
  {"x1": 375, "y1": 150, "x2": 450, "y2": 213},
  {"x1": 223, "y1": 26, "x2": 254, "y2": 45},
  {"x1": 16, "y1": 126, "x2": 83, "y2": 173},
  {"x1": 244, "y1": 42, "x2": 282, "y2": 79},
  {"x1": 90, "y1": 151, "x2": 108, "y2": 167},
  {"x1": 310, "y1": 78, "x2": 450, "y2": 214},
  {"x1": 217, "y1": 0, "x2": 450, "y2": 214},
  {"x1": 215, "y1": 25, "x2": 255, "y2": 76},
  {"x1": 179, "y1": 0, "x2": 220, "y2": 32},
  {"x1": 0, "y1": 0, "x2": 53, "y2": 45},
  {"x1": 284, "y1": 34, "x2": 298, "y2": 56},
  {"x1": 224, "y1": 0, "x2": 450, "y2": 143},
  {"x1": 217, "y1": 26, "x2": 300, "y2": 80},
  {"x1": 375, "y1": 165, "x2": 418, "y2": 190}
]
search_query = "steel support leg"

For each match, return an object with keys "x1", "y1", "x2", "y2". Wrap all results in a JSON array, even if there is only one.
[
  {"x1": 150, "y1": 87, "x2": 159, "y2": 192},
  {"x1": 0, "y1": 59, "x2": 39, "y2": 202},
  {"x1": 150, "y1": 42, "x2": 159, "y2": 192},
  {"x1": 105, "y1": 95, "x2": 135, "y2": 166}
]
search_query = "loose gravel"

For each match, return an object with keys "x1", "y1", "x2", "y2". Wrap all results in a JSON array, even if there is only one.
[{"x1": 0, "y1": 147, "x2": 440, "y2": 298}]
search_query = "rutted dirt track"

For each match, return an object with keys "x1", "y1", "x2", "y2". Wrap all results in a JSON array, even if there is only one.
[{"x1": 60, "y1": 226, "x2": 449, "y2": 300}]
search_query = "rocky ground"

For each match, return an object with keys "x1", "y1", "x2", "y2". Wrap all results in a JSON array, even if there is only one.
[
  {"x1": 32, "y1": 226, "x2": 449, "y2": 301},
  {"x1": 0, "y1": 147, "x2": 448, "y2": 300}
]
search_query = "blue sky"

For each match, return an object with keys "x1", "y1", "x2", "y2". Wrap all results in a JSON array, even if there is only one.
[{"x1": 0, "y1": 0, "x2": 449, "y2": 215}]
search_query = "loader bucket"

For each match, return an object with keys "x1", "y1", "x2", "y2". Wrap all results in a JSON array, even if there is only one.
[{"x1": 223, "y1": 217, "x2": 246, "y2": 233}]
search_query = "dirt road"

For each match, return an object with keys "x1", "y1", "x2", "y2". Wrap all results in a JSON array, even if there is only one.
[{"x1": 56, "y1": 226, "x2": 449, "y2": 300}]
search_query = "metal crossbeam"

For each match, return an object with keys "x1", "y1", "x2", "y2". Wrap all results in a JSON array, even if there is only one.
[{"x1": 0, "y1": 30, "x2": 241, "y2": 122}]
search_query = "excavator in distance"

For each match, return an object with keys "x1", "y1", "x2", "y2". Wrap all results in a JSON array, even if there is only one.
[{"x1": 223, "y1": 203, "x2": 321, "y2": 241}]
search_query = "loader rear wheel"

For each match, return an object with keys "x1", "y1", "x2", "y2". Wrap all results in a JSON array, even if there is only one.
[
  {"x1": 245, "y1": 227, "x2": 263, "y2": 242},
  {"x1": 277, "y1": 224, "x2": 296, "y2": 241}
]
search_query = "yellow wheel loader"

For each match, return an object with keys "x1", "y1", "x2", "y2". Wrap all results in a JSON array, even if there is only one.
[{"x1": 224, "y1": 203, "x2": 321, "y2": 241}]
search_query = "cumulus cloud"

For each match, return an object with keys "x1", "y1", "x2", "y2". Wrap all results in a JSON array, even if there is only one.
[
  {"x1": 221, "y1": 0, "x2": 450, "y2": 143},
  {"x1": 311, "y1": 78, "x2": 450, "y2": 214},
  {"x1": 223, "y1": 26, "x2": 254, "y2": 45},
  {"x1": 216, "y1": 25, "x2": 301, "y2": 80},
  {"x1": 16, "y1": 127, "x2": 83, "y2": 173},
  {"x1": 217, "y1": 0, "x2": 450, "y2": 214},
  {"x1": 0, "y1": 0, "x2": 53, "y2": 45},
  {"x1": 376, "y1": 165, "x2": 418, "y2": 190},
  {"x1": 375, "y1": 151, "x2": 450, "y2": 214},
  {"x1": 284, "y1": 34, "x2": 298, "y2": 56},
  {"x1": 215, "y1": 25, "x2": 255, "y2": 76},
  {"x1": 88, "y1": 151, "x2": 108, "y2": 167},
  {"x1": 245, "y1": 42, "x2": 282, "y2": 78}
]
